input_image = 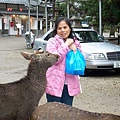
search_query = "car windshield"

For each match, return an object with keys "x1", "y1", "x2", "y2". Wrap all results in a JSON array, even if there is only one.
[
  {"x1": 74, "y1": 31, "x2": 105, "y2": 43},
  {"x1": 44, "y1": 29, "x2": 105, "y2": 43}
]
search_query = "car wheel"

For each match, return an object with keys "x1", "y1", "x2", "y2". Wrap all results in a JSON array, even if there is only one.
[
  {"x1": 84, "y1": 69, "x2": 90, "y2": 76},
  {"x1": 114, "y1": 69, "x2": 120, "y2": 73}
]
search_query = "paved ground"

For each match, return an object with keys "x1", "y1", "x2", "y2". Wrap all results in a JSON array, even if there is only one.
[
  {"x1": 0, "y1": 36, "x2": 120, "y2": 116},
  {"x1": 0, "y1": 36, "x2": 31, "y2": 83}
]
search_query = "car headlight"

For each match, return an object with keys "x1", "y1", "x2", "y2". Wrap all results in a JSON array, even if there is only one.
[{"x1": 87, "y1": 53, "x2": 106, "y2": 60}]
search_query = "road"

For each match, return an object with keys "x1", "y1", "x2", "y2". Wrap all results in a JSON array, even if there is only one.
[{"x1": 0, "y1": 36, "x2": 120, "y2": 116}]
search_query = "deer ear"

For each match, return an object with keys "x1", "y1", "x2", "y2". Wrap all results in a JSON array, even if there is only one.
[{"x1": 21, "y1": 52, "x2": 33, "y2": 60}]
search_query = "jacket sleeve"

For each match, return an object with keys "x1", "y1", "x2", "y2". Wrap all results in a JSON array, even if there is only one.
[
  {"x1": 74, "y1": 39, "x2": 82, "y2": 52},
  {"x1": 46, "y1": 37, "x2": 69, "y2": 64}
]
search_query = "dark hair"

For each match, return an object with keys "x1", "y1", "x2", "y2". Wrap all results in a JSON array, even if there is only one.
[{"x1": 52, "y1": 17, "x2": 75, "y2": 39}]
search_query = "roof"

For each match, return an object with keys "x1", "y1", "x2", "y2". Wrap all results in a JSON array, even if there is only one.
[
  {"x1": 0, "y1": 0, "x2": 38, "y2": 6},
  {"x1": 0, "y1": 0, "x2": 26, "y2": 4},
  {"x1": 0, "y1": 10, "x2": 43, "y2": 16},
  {"x1": 0, "y1": 10, "x2": 52, "y2": 17},
  {"x1": 0, "y1": 0, "x2": 52, "y2": 7}
]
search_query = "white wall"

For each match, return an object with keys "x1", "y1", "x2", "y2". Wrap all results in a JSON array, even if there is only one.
[
  {"x1": 31, "y1": 17, "x2": 36, "y2": 29},
  {"x1": 9, "y1": 15, "x2": 22, "y2": 35},
  {"x1": 4, "y1": 16, "x2": 10, "y2": 29},
  {"x1": 0, "y1": 15, "x2": 41, "y2": 35},
  {"x1": 0, "y1": 16, "x2": 10, "y2": 30}
]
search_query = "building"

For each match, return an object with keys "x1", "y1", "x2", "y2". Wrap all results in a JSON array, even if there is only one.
[{"x1": 0, "y1": 0, "x2": 52, "y2": 36}]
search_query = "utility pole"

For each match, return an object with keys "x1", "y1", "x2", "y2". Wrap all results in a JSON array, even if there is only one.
[
  {"x1": 99, "y1": 0, "x2": 102, "y2": 35},
  {"x1": 67, "y1": 1, "x2": 70, "y2": 19},
  {"x1": 52, "y1": 0, "x2": 55, "y2": 18},
  {"x1": 28, "y1": 0, "x2": 32, "y2": 48},
  {"x1": 36, "y1": 0, "x2": 39, "y2": 38},
  {"x1": 45, "y1": 0, "x2": 48, "y2": 32},
  {"x1": 28, "y1": 0, "x2": 31, "y2": 35},
  {"x1": 36, "y1": 5, "x2": 39, "y2": 38}
]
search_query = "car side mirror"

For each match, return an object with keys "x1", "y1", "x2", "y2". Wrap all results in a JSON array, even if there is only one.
[{"x1": 98, "y1": 35, "x2": 105, "y2": 42}]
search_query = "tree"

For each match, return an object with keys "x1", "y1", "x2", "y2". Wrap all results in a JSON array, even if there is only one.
[
  {"x1": 82, "y1": 0, "x2": 120, "y2": 25},
  {"x1": 102, "y1": 0, "x2": 120, "y2": 25},
  {"x1": 54, "y1": 0, "x2": 120, "y2": 26}
]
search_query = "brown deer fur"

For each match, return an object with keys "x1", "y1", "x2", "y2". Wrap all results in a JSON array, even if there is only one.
[
  {"x1": 30, "y1": 102, "x2": 120, "y2": 120},
  {"x1": 0, "y1": 50, "x2": 59, "y2": 120}
]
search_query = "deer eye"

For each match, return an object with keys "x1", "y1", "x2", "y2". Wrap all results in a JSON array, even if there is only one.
[{"x1": 47, "y1": 53, "x2": 51, "y2": 57}]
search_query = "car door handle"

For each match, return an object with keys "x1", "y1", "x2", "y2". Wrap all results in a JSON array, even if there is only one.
[{"x1": 43, "y1": 43, "x2": 46, "y2": 45}]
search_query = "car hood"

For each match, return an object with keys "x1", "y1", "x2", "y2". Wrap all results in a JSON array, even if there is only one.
[{"x1": 81, "y1": 42, "x2": 120, "y2": 53}]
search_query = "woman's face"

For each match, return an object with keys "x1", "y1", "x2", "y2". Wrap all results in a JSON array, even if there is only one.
[{"x1": 57, "y1": 20, "x2": 71, "y2": 40}]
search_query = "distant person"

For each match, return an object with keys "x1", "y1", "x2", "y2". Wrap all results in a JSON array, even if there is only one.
[{"x1": 45, "y1": 17, "x2": 82, "y2": 106}]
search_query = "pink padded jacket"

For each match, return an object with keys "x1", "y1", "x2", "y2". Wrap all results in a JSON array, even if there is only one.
[{"x1": 45, "y1": 35, "x2": 82, "y2": 97}]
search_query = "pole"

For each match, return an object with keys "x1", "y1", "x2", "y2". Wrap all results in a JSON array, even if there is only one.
[
  {"x1": 28, "y1": 0, "x2": 31, "y2": 48},
  {"x1": 45, "y1": 0, "x2": 48, "y2": 32},
  {"x1": 99, "y1": 0, "x2": 102, "y2": 35},
  {"x1": 28, "y1": 0, "x2": 31, "y2": 35},
  {"x1": 52, "y1": 0, "x2": 55, "y2": 18},
  {"x1": 67, "y1": 1, "x2": 69, "y2": 19},
  {"x1": 36, "y1": 5, "x2": 39, "y2": 38}
]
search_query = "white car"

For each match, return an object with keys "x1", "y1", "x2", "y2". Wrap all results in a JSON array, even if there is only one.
[{"x1": 33, "y1": 28, "x2": 120, "y2": 75}]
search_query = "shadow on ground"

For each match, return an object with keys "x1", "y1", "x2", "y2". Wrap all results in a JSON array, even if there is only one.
[{"x1": 83, "y1": 70, "x2": 120, "y2": 77}]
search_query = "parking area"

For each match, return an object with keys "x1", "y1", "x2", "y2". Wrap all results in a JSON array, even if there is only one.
[{"x1": 0, "y1": 36, "x2": 120, "y2": 116}]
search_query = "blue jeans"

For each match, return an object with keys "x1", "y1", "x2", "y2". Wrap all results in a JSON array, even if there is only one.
[{"x1": 46, "y1": 85, "x2": 74, "y2": 106}]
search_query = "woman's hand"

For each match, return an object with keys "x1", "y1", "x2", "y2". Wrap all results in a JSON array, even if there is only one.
[
  {"x1": 69, "y1": 44, "x2": 77, "y2": 52},
  {"x1": 65, "y1": 38, "x2": 74, "y2": 46},
  {"x1": 64, "y1": 38, "x2": 77, "y2": 52}
]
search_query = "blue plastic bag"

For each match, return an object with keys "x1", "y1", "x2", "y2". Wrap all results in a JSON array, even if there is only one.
[{"x1": 65, "y1": 49, "x2": 86, "y2": 75}]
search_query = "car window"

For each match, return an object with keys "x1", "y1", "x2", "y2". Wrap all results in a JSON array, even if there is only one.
[
  {"x1": 74, "y1": 31, "x2": 104, "y2": 43},
  {"x1": 44, "y1": 29, "x2": 105, "y2": 43},
  {"x1": 89, "y1": 32, "x2": 98, "y2": 42},
  {"x1": 74, "y1": 33, "x2": 83, "y2": 41},
  {"x1": 44, "y1": 32, "x2": 53, "y2": 41}
]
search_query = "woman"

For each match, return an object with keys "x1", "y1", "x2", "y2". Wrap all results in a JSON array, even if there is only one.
[{"x1": 45, "y1": 17, "x2": 82, "y2": 106}]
